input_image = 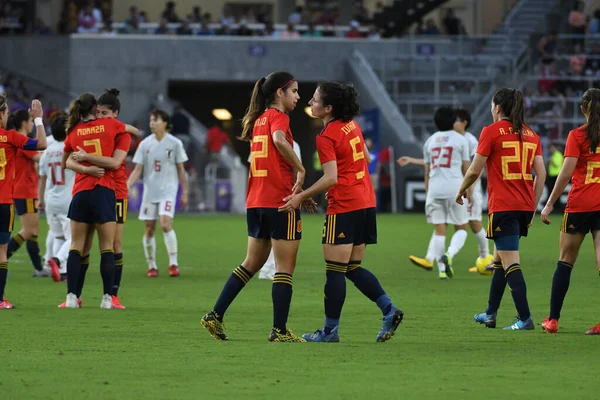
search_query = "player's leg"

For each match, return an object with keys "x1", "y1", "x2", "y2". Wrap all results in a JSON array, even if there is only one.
[
  {"x1": 55, "y1": 214, "x2": 72, "y2": 278},
  {"x1": 443, "y1": 200, "x2": 469, "y2": 276},
  {"x1": 112, "y1": 198, "x2": 127, "y2": 308},
  {"x1": 159, "y1": 199, "x2": 179, "y2": 277},
  {"x1": 408, "y1": 230, "x2": 435, "y2": 271},
  {"x1": 139, "y1": 199, "x2": 159, "y2": 275},
  {"x1": 43, "y1": 229, "x2": 55, "y2": 271},
  {"x1": 268, "y1": 209, "x2": 303, "y2": 341},
  {"x1": 586, "y1": 227, "x2": 600, "y2": 335},
  {"x1": 23, "y1": 202, "x2": 43, "y2": 274},
  {"x1": 258, "y1": 248, "x2": 276, "y2": 280},
  {"x1": 64, "y1": 220, "x2": 89, "y2": 307},
  {"x1": 75, "y1": 226, "x2": 93, "y2": 301},
  {"x1": 0, "y1": 204, "x2": 15, "y2": 308},
  {"x1": 45, "y1": 213, "x2": 63, "y2": 282},
  {"x1": 409, "y1": 200, "x2": 440, "y2": 271},
  {"x1": 6, "y1": 199, "x2": 27, "y2": 259},
  {"x1": 93, "y1": 187, "x2": 118, "y2": 309}
]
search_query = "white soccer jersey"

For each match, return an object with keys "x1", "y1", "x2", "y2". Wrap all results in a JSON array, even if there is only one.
[
  {"x1": 39, "y1": 140, "x2": 75, "y2": 215},
  {"x1": 133, "y1": 133, "x2": 188, "y2": 202},
  {"x1": 465, "y1": 131, "x2": 483, "y2": 197},
  {"x1": 423, "y1": 130, "x2": 470, "y2": 201}
]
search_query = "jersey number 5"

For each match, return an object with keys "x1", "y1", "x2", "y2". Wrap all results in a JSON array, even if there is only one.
[
  {"x1": 431, "y1": 146, "x2": 453, "y2": 169},
  {"x1": 0, "y1": 148, "x2": 6, "y2": 180},
  {"x1": 349, "y1": 136, "x2": 365, "y2": 179},
  {"x1": 250, "y1": 135, "x2": 268, "y2": 177},
  {"x1": 501, "y1": 141, "x2": 537, "y2": 180},
  {"x1": 83, "y1": 139, "x2": 103, "y2": 156}
]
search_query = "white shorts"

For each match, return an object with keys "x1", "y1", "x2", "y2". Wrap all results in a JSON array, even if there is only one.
[
  {"x1": 139, "y1": 194, "x2": 177, "y2": 220},
  {"x1": 426, "y1": 198, "x2": 469, "y2": 226},
  {"x1": 47, "y1": 212, "x2": 71, "y2": 240},
  {"x1": 467, "y1": 192, "x2": 483, "y2": 222}
]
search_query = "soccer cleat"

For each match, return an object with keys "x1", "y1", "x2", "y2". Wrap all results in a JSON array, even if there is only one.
[
  {"x1": 438, "y1": 272, "x2": 448, "y2": 280},
  {"x1": 468, "y1": 266, "x2": 478, "y2": 273},
  {"x1": 0, "y1": 298, "x2": 14, "y2": 309},
  {"x1": 58, "y1": 297, "x2": 82, "y2": 308},
  {"x1": 302, "y1": 326, "x2": 340, "y2": 342},
  {"x1": 503, "y1": 316, "x2": 534, "y2": 330},
  {"x1": 377, "y1": 309, "x2": 404, "y2": 342},
  {"x1": 169, "y1": 265, "x2": 180, "y2": 277},
  {"x1": 409, "y1": 255, "x2": 433, "y2": 271},
  {"x1": 474, "y1": 312, "x2": 497, "y2": 328},
  {"x1": 441, "y1": 253, "x2": 454, "y2": 278},
  {"x1": 586, "y1": 323, "x2": 600, "y2": 335},
  {"x1": 111, "y1": 296, "x2": 126, "y2": 309},
  {"x1": 48, "y1": 258, "x2": 61, "y2": 283},
  {"x1": 201, "y1": 311, "x2": 229, "y2": 340},
  {"x1": 64, "y1": 293, "x2": 80, "y2": 308},
  {"x1": 100, "y1": 294, "x2": 112, "y2": 309},
  {"x1": 542, "y1": 317, "x2": 558, "y2": 333},
  {"x1": 146, "y1": 268, "x2": 158, "y2": 278},
  {"x1": 268, "y1": 328, "x2": 307, "y2": 342},
  {"x1": 33, "y1": 267, "x2": 51, "y2": 278}
]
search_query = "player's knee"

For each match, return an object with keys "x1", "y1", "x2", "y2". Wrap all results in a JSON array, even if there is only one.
[
  {"x1": 160, "y1": 222, "x2": 172, "y2": 233},
  {"x1": 145, "y1": 225, "x2": 155, "y2": 237},
  {"x1": 113, "y1": 239, "x2": 122, "y2": 253}
]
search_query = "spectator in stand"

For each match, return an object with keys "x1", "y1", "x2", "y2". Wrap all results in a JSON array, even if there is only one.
[
  {"x1": 368, "y1": 27, "x2": 382, "y2": 40},
  {"x1": 177, "y1": 20, "x2": 193, "y2": 35},
  {"x1": 123, "y1": 14, "x2": 142, "y2": 34},
  {"x1": 353, "y1": 2, "x2": 371, "y2": 25},
  {"x1": 443, "y1": 9, "x2": 460, "y2": 35},
  {"x1": 198, "y1": 13, "x2": 215, "y2": 36},
  {"x1": 589, "y1": 9, "x2": 600, "y2": 34},
  {"x1": 303, "y1": 22, "x2": 323, "y2": 37},
  {"x1": 538, "y1": 30, "x2": 557, "y2": 65},
  {"x1": 240, "y1": 7, "x2": 257, "y2": 24},
  {"x1": 568, "y1": 2, "x2": 587, "y2": 46},
  {"x1": 281, "y1": 23, "x2": 300, "y2": 39},
  {"x1": 100, "y1": 18, "x2": 116, "y2": 36},
  {"x1": 189, "y1": 6, "x2": 202, "y2": 23},
  {"x1": 346, "y1": 21, "x2": 364, "y2": 38},
  {"x1": 422, "y1": 19, "x2": 440, "y2": 35},
  {"x1": 171, "y1": 105, "x2": 191, "y2": 150},
  {"x1": 262, "y1": 21, "x2": 278, "y2": 37},
  {"x1": 288, "y1": 6, "x2": 304, "y2": 25},
  {"x1": 220, "y1": 5, "x2": 235, "y2": 26},
  {"x1": 237, "y1": 22, "x2": 253, "y2": 36},
  {"x1": 77, "y1": 6, "x2": 99, "y2": 33},
  {"x1": 162, "y1": 1, "x2": 180, "y2": 23},
  {"x1": 538, "y1": 62, "x2": 558, "y2": 94},
  {"x1": 155, "y1": 19, "x2": 169, "y2": 35},
  {"x1": 570, "y1": 44, "x2": 587, "y2": 76},
  {"x1": 206, "y1": 121, "x2": 231, "y2": 166}
]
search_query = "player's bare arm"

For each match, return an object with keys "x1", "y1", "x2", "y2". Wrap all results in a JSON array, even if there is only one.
[
  {"x1": 423, "y1": 163, "x2": 430, "y2": 196},
  {"x1": 462, "y1": 160, "x2": 474, "y2": 208},
  {"x1": 177, "y1": 162, "x2": 188, "y2": 209},
  {"x1": 127, "y1": 164, "x2": 143, "y2": 189},
  {"x1": 279, "y1": 160, "x2": 336, "y2": 212},
  {"x1": 71, "y1": 147, "x2": 127, "y2": 170},
  {"x1": 30, "y1": 99, "x2": 47, "y2": 150},
  {"x1": 529, "y1": 155, "x2": 547, "y2": 226},
  {"x1": 541, "y1": 157, "x2": 572, "y2": 224},
  {"x1": 397, "y1": 156, "x2": 425, "y2": 167},
  {"x1": 456, "y1": 153, "x2": 487, "y2": 205},
  {"x1": 125, "y1": 124, "x2": 140, "y2": 136},
  {"x1": 271, "y1": 129, "x2": 305, "y2": 193},
  {"x1": 65, "y1": 156, "x2": 105, "y2": 178},
  {"x1": 37, "y1": 175, "x2": 47, "y2": 210}
]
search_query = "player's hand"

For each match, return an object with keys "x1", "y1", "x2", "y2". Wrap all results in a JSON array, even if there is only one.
[
  {"x1": 301, "y1": 198, "x2": 318, "y2": 213},
  {"x1": 397, "y1": 156, "x2": 412, "y2": 167},
  {"x1": 37, "y1": 199, "x2": 45, "y2": 210},
  {"x1": 86, "y1": 165, "x2": 105, "y2": 178},
  {"x1": 292, "y1": 169, "x2": 305, "y2": 194},
  {"x1": 540, "y1": 204, "x2": 553, "y2": 225},
  {"x1": 455, "y1": 190, "x2": 467, "y2": 205},
  {"x1": 72, "y1": 146, "x2": 89, "y2": 162},
  {"x1": 29, "y1": 99, "x2": 43, "y2": 119},
  {"x1": 180, "y1": 192, "x2": 188, "y2": 210},
  {"x1": 279, "y1": 193, "x2": 301, "y2": 212}
]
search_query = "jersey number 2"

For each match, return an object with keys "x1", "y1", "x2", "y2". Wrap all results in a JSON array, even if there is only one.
[
  {"x1": 250, "y1": 135, "x2": 268, "y2": 177},
  {"x1": 501, "y1": 141, "x2": 536, "y2": 180}
]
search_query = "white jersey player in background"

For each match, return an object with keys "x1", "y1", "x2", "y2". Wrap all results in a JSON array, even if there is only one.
[
  {"x1": 38, "y1": 112, "x2": 75, "y2": 281},
  {"x1": 127, "y1": 109, "x2": 189, "y2": 278},
  {"x1": 41, "y1": 125, "x2": 57, "y2": 273},
  {"x1": 248, "y1": 140, "x2": 302, "y2": 280},
  {"x1": 417, "y1": 107, "x2": 471, "y2": 279}
]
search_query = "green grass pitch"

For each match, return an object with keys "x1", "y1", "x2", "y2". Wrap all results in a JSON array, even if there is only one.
[{"x1": 2, "y1": 213, "x2": 599, "y2": 399}]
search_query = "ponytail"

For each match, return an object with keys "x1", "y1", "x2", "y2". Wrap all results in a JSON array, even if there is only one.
[
  {"x1": 582, "y1": 88, "x2": 600, "y2": 153},
  {"x1": 97, "y1": 87, "x2": 121, "y2": 113},
  {"x1": 67, "y1": 93, "x2": 97, "y2": 134},
  {"x1": 492, "y1": 88, "x2": 526, "y2": 135},
  {"x1": 240, "y1": 77, "x2": 266, "y2": 142}
]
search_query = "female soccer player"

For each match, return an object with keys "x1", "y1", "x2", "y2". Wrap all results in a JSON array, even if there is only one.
[
  {"x1": 540, "y1": 88, "x2": 600, "y2": 335},
  {"x1": 127, "y1": 109, "x2": 188, "y2": 278},
  {"x1": 456, "y1": 88, "x2": 546, "y2": 330},
  {"x1": 0, "y1": 96, "x2": 48, "y2": 308},
  {"x1": 38, "y1": 112, "x2": 75, "y2": 282},
  {"x1": 5, "y1": 110, "x2": 56, "y2": 279},
  {"x1": 201, "y1": 71, "x2": 309, "y2": 342},
  {"x1": 61, "y1": 93, "x2": 133, "y2": 309},
  {"x1": 279, "y1": 82, "x2": 404, "y2": 342}
]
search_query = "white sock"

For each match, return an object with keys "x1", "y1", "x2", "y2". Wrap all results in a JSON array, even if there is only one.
[
  {"x1": 163, "y1": 230, "x2": 178, "y2": 266},
  {"x1": 448, "y1": 230, "x2": 468, "y2": 259},
  {"x1": 425, "y1": 231, "x2": 436, "y2": 263},
  {"x1": 57, "y1": 239, "x2": 71, "y2": 273},
  {"x1": 143, "y1": 235, "x2": 157, "y2": 269},
  {"x1": 475, "y1": 229, "x2": 490, "y2": 258},
  {"x1": 44, "y1": 233, "x2": 55, "y2": 263},
  {"x1": 52, "y1": 237, "x2": 65, "y2": 260},
  {"x1": 260, "y1": 249, "x2": 276, "y2": 277},
  {"x1": 433, "y1": 235, "x2": 446, "y2": 273}
]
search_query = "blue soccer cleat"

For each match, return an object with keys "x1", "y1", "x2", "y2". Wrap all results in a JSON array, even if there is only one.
[
  {"x1": 302, "y1": 326, "x2": 340, "y2": 342},
  {"x1": 377, "y1": 309, "x2": 404, "y2": 342},
  {"x1": 474, "y1": 312, "x2": 497, "y2": 328},
  {"x1": 503, "y1": 316, "x2": 534, "y2": 331}
]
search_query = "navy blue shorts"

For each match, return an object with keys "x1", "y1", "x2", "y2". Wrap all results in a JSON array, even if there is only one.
[
  {"x1": 0, "y1": 204, "x2": 15, "y2": 244},
  {"x1": 561, "y1": 211, "x2": 600, "y2": 234},
  {"x1": 14, "y1": 198, "x2": 37, "y2": 215},
  {"x1": 486, "y1": 211, "x2": 534, "y2": 239},
  {"x1": 247, "y1": 208, "x2": 302, "y2": 241},
  {"x1": 68, "y1": 186, "x2": 116, "y2": 224},
  {"x1": 322, "y1": 208, "x2": 377, "y2": 246}
]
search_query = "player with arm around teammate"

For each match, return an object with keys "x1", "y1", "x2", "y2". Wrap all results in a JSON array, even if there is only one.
[
  {"x1": 456, "y1": 88, "x2": 546, "y2": 330},
  {"x1": 280, "y1": 82, "x2": 404, "y2": 342}
]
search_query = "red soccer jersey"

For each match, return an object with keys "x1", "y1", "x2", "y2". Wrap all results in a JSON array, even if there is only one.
[
  {"x1": 564, "y1": 125, "x2": 600, "y2": 212},
  {"x1": 0, "y1": 128, "x2": 32, "y2": 204},
  {"x1": 476, "y1": 120, "x2": 542, "y2": 213},
  {"x1": 113, "y1": 133, "x2": 132, "y2": 200},
  {"x1": 64, "y1": 118, "x2": 126, "y2": 196},
  {"x1": 13, "y1": 149, "x2": 39, "y2": 199},
  {"x1": 246, "y1": 108, "x2": 295, "y2": 209},
  {"x1": 317, "y1": 119, "x2": 376, "y2": 214}
]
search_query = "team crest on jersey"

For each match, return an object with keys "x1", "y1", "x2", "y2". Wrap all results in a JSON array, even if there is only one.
[{"x1": 166, "y1": 148, "x2": 173, "y2": 159}]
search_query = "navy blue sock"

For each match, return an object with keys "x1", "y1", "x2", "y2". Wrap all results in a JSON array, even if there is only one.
[
  {"x1": 324, "y1": 260, "x2": 347, "y2": 332},
  {"x1": 272, "y1": 272, "x2": 293, "y2": 331},
  {"x1": 75, "y1": 255, "x2": 90, "y2": 298},
  {"x1": 505, "y1": 264, "x2": 530, "y2": 321},
  {"x1": 100, "y1": 250, "x2": 115, "y2": 296},
  {"x1": 346, "y1": 261, "x2": 392, "y2": 316},
  {"x1": 112, "y1": 252, "x2": 124, "y2": 296},
  {"x1": 485, "y1": 261, "x2": 506, "y2": 315},
  {"x1": 0, "y1": 262, "x2": 8, "y2": 299},
  {"x1": 26, "y1": 235, "x2": 43, "y2": 271},
  {"x1": 7, "y1": 233, "x2": 24, "y2": 259},
  {"x1": 549, "y1": 261, "x2": 573, "y2": 320},
  {"x1": 213, "y1": 265, "x2": 253, "y2": 321},
  {"x1": 66, "y1": 250, "x2": 82, "y2": 295}
]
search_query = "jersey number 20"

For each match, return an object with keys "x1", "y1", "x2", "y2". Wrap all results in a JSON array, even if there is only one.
[{"x1": 501, "y1": 141, "x2": 536, "y2": 180}]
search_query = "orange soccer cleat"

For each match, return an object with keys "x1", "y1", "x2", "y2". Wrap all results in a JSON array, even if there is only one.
[
  {"x1": 169, "y1": 265, "x2": 180, "y2": 277},
  {"x1": 111, "y1": 296, "x2": 126, "y2": 309},
  {"x1": 586, "y1": 323, "x2": 600, "y2": 335},
  {"x1": 0, "y1": 298, "x2": 14, "y2": 309},
  {"x1": 48, "y1": 258, "x2": 61, "y2": 283},
  {"x1": 147, "y1": 268, "x2": 158, "y2": 278},
  {"x1": 541, "y1": 317, "x2": 559, "y2": 333}
]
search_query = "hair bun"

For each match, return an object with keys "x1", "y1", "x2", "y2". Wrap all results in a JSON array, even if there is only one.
[{"x1": 105, "y1": 88, "x2": 120, "y2": 97}]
